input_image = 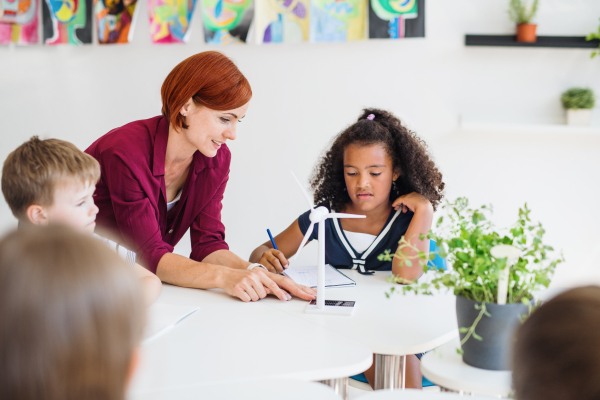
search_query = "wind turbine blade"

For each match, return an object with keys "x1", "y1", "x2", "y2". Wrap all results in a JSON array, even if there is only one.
[
  {"x1": 330, "y1": 213, "x2": 367, "y2": 219},
  {"x1": 290, "y1": 222, "x2": 314, "y2": 262},
  {"x1": 291, "y1": 171, "x2": 314, "y2": 209}
]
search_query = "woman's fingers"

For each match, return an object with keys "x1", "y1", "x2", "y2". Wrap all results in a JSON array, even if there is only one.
[
  {"x1": 248, "y1": 272, "x2": 269, "y2": 299},
  {"x1": 258, "y1": 272, "x2": 292, "y2": 301},
  {"x1": 302, "y1": 285, "x2": 317, "y2": 296},
  {"x1": 271, "y1": 275, "x2": 316, "y2": 301}
]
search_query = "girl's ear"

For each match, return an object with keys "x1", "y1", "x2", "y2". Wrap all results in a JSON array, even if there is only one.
[
  {"x1": 26, "y1": 205, "x2": 49, "y2": 226},
  {"x1": 392, "y1": 169, "x2": 401, "y2": 182}
]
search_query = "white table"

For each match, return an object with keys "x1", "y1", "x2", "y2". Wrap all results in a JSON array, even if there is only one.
[
  {"x1": 267, "y1": 270, "x2": 458, "y2": 389},
  {"x1": 355, "y1": 388, "x2": 490, "y2": 400},
  {"x1": 129, "y1": 284, "x2": 373, "y2": 398},
  {"x1": 129, "y1": 379, "x2": 342, "y2": 400},
  {"x1": 131, "y1": 270, "x2": 458, "y2": 396},
  {"x1": 420, "y1": 339, "x2": 512, "y2": 397}
]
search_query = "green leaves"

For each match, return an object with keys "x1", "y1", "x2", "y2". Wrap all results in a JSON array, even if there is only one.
[
  {"x1": 383, "y1": 197, "x2": 562, "y2": 305},
  {"x1": 586, "y1": 19, "x2": 600, "y2": 59},
  {"x1": 561, "y1": 88, "x2": 596, "y2": 110},
  {"x1": 508, "y1": 0, "x2": 539, "y2": 24}
]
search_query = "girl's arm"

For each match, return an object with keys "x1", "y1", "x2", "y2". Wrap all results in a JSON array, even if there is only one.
[
  {"x1": 391, "y1": 193, "x2": 434, "y2": 282},
  {"x1": 249, "y1": 219, "x2": 306, "y2": 273}
]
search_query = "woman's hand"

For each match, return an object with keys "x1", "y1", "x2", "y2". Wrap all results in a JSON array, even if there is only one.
[
  {"x1": 392, "y1": 192, "x2": 433, "y2": 215},
  {"x1": 219, "y1": 268, "x2": 316, "y2": 303},
  {"x1": 268, "y1": 272, "x2": 317, "y2": 301},
  {"x1": 221, "y1": 267, "x2": 291, "y2": 302},
  {"x1": 258, "y1": 249, "x2": 289, "y2": 274}
]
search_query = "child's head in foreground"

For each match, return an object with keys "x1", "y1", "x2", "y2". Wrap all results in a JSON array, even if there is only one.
[
  {"x1": 1, "y1": 136, "x2": 100, "y2": 233},
  {"x1": 310, "y1": 108, "x2": 444, "y2": 212},
  {"x1": 512, "y1": 285, "x2": 600, "y2": 400},
  {"x1": 0, "y1": 224, "x2": 145, "y2": 400}
]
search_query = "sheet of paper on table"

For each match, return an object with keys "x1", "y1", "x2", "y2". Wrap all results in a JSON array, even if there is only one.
[
  {"x1": 283, "y1": 264, "x2": 356, "y2": 288},
  {"x1": 143, "y1": 303, "x2": 199, "y2": 344}
]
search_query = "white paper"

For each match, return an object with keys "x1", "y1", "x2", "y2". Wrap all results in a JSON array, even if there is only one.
[
  {"x1": 143, "y1": 303, "x2": 199, "y2": 344},
  {"x1": 283, "y1": 265, "x2": 356, "y2": 288}
]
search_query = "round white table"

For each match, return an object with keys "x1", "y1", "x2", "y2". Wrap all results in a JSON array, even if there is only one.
[
  {"x1": 267, "y1": 270, "x2": 458, "y2": 389},
  {"x1": 129, "y1": 283, "x2": 373, "y2": 398},
  {"x1": 131, "y1": 270, "x2": 458, "y2": 397},
  {"x1": 129, "y1": 379, "x2": 343, "y2": 400},
  {"x1": 355, "y1": 388, "x2": 490, "y2": 400},
  {"x1": 420, "y1": 339, "x2": 513, "y2": 397}
]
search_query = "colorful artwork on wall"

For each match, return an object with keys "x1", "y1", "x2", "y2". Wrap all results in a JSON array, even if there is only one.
[
  {"x1": 369, "y1": 0, "x2": 424, "y2": 39},
  {"x1": 202, "y1": 0, "x2": 254, "y2": 45},
  {"x1": 148, "y1": 0, "x2": 196, "y2": 43},
  {"x1": 95, "y1": 0, "x2": 137, "y2": 43},
  {"x1": 255, "y1": 0, "x2": 308, "y2": 43},
  {"x1": 309, "y1": 0, "x2": 365, "y2": 42},
  {"x1": 0, "y1": 0, "x2": 38, "y2": 44},
  {"x1": 42, "y1": 0, "x2": 93, "y2": 44}
]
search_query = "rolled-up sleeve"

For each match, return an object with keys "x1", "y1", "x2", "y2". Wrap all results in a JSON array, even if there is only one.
[
  {"x1": 189, "y1": 169, "x2": 230, "y2": 262},
  {"x1": 101, "y1": 151, "x2": 173, "y2": 273}
]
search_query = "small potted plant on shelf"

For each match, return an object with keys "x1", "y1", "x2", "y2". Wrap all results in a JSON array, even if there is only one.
[
  {"x1": 586, "y1": 18, "x2": 600, "y2": 59},
  {"x1": 561, "y1": 88, "x2": 595, "y2": 126},
  {"x1": 508, "y1": 0, "x2": 539, "y2": 43},
  {"x1": 380, "y1": 198, "x2": 563, "y2": 371}
]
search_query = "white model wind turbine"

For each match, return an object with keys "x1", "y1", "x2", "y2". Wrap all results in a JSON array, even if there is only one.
[{"x1": 289, "y1": 172, "x2": 365, "y2": 316}]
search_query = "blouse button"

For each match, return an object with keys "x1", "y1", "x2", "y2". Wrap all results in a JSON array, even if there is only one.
[{"x1": 168, "y1": 229, "x2": 173, "y2": 234}]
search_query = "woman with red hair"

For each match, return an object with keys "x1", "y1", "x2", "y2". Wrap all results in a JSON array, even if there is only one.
[{"x1": 86, "y1": 52, "x2": 316, "y2": 302}]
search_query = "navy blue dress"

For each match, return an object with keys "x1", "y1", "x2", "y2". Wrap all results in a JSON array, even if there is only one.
[{"x1": 297, "y1": 207, "x2": 413, "y2": 274}]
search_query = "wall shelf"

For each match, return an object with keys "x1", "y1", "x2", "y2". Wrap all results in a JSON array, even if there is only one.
[{"x1": 465, "y1": 35, "x2": 599, "y2": 48}]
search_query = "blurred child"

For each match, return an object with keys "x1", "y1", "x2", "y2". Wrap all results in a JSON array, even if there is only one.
[
  {"x1": 249, "y1": 108, "x2": 445, "y2": 388},
  {"x1": 1, "y1": 136, "x2": 162, "y2": 305},
  {"x1": 0, "y1": 224, "x2": 145, "y2": 400},
  {"x1": 512, "y1": 286, "x2": 600, "y2": 400}
]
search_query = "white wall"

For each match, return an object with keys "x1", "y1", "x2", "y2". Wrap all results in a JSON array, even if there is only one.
[{"x1": 1, "y1": 0, "x2": 599, "y2": 287}]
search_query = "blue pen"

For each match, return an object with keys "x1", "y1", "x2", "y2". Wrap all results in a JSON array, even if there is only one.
[
  {"x1": 266, "y1": 229, "x2": 286, "y2": 271},
  {"x1": 267, "y1": 229, "x2": 278, "y2": 250}
]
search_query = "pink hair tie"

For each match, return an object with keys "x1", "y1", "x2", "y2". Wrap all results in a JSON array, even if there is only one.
[{"x1": 367, "y1": 114, "x2": 375, "y2": 120}]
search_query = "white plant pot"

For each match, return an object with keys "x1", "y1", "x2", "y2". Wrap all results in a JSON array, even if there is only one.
[{"x1": 566, "y1": 109, "x2": 592, "y2": 126}]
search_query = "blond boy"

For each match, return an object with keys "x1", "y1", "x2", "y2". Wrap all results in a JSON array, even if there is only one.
[{"x1": 1, "y1": 136, "x2": 162, "y2": 305}]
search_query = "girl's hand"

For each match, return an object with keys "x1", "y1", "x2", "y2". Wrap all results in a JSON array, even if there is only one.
[
  {"x1": 392, "y1": 192, "x2": 433, "y2": 214},
  {"x1": 258, "y1": 249, "x2": 290, "y2": 274}
]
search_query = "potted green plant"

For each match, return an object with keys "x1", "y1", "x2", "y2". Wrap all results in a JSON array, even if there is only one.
[
  {"x1": 586, "y1": 18, "x2": 600, "y2": 59},
  {"x1": 380, "y1": 198, "x2": 563, "y2": 371},
  {"x1": 561, "y1": 88, "x2": 595, "y2": 126},
  {"x1": 508, "y1": 0, "x2": 539, "y2": 43}
]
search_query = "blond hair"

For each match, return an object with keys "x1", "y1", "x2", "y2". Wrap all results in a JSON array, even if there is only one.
[
  {"x1": 0, "y1": 224, "x2": 145, "y2": 400},
  {"x1": 1, "y1": 136, "x2": 101, "y2": 220}
]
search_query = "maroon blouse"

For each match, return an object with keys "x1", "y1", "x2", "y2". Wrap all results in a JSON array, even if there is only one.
[{"x1": 85, "y1": 116, "x2": 230, "y2": 273}]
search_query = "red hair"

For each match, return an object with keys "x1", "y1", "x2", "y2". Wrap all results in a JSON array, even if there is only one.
[{"x1": 161, "y1": 51, "x2": 252, "y2": 130}]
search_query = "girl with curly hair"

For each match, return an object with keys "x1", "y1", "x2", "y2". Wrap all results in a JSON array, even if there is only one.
[
  {"x1": 250, "y1": 108, "x2": 444, "y2": 277},
  {"x1": 249, "y1": 108, "x2": 444, "y2": 388}
]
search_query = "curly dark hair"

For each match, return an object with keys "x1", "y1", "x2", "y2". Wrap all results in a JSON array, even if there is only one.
[{"x1": 310, "y1": 108, "x2": 445, "y2": 212}]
